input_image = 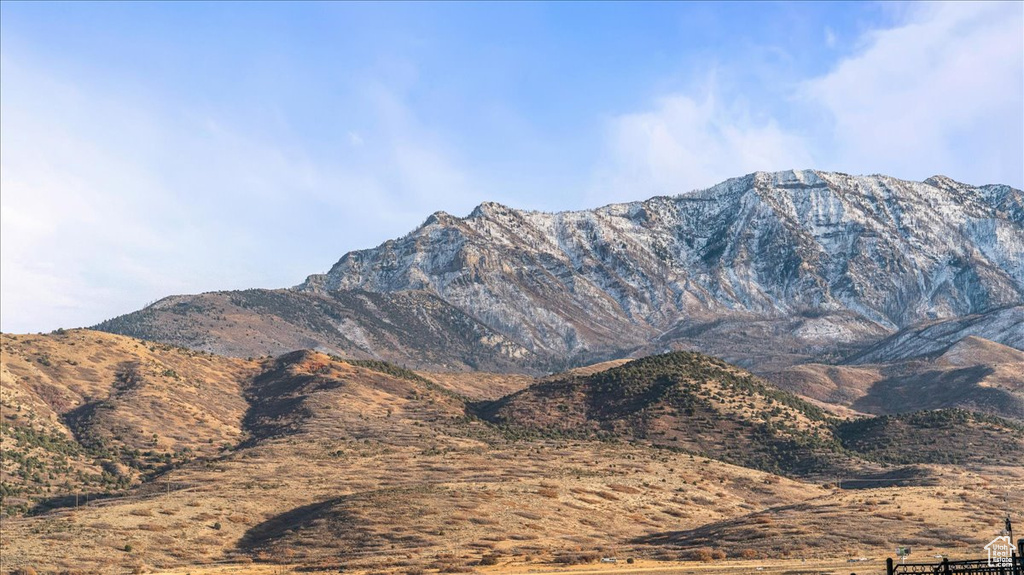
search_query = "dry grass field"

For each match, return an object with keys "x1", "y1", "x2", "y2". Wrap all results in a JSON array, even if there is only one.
[
  {"x1": 143, "y1": 557, "x2": 896, "y2": 575},
  {"x1": 1, "y1": 331, "x2": 1021, "y2": 575},
  {"x1": 1, "y1": 330, "x2": 259, "y2": 508}
]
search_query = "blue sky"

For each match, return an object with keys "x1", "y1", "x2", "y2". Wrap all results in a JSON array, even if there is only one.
[{"x1": 2, "y1": 1, "x2": 1022, "y2": 333}]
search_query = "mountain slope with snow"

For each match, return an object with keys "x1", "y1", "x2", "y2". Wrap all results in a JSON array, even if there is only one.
[{"x1": 97, "y1": 170, "x2": 1024, "y2": 371}]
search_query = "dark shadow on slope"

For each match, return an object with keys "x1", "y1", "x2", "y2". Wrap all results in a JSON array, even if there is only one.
[
  {"x1": 851, "y1": 366, "x2": 1024, "y2": 420},
  {"x1": 835, "y1": 465, "x2": 939, "y2": 489},
  {"x1": 239, "y1": 350, "x2": 346, "y2": 447},
  {"x1": 237, "y1": 493, "x2": 435, "y2": 563},
  {"x1": 630, "y1": 502, "x2": 814, "y2": 548},
  {"x1": 837, "y1": 409, "x2": 1024, "y2": 466},
  {"x1": 237, "y1": 498, "x2": 344, "y2": 554}
]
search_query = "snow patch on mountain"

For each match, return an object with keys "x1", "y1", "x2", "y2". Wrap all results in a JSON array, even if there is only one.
[{"x1": 300, "y1": 171, "x2": 1023, "y2": 360}]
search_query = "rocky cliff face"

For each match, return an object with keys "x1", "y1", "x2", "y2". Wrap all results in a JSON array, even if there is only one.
[
  {"x1": 300, "y1": 171, "x2": 1023, "y2": 356},
  {"x1": 97, "y1": 170, "x2": 1024, "y2": 371}
]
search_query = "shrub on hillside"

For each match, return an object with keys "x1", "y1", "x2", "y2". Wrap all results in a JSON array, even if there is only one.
[
  {"x1": 479, "y1": 554, "x2": 501, "y2": 566},
  {"x1": 690, "y1": 548, "x2": 714, "y2": 562},
  {"x1": 554, "y1": 552, "x2": 600, "y2": 565}
]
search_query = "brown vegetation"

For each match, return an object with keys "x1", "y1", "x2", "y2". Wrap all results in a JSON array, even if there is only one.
[{"x1": 1, "y1": 331, "x2": 1021, "y2": 575}]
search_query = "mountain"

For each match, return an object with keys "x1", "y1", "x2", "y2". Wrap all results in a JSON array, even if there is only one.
[
  {"x1": 844, "y1": 305, "x2": 1024, "y2": 364},
  {"x1": 95, "y1": 170, "x2": 1024, "y2": 372},
  {"x1": 11, "y1": 169, "x2": 1024, "y2": 573},
  {"x1": 94, "y1": 288, "x2": 541, "y2": 372}
]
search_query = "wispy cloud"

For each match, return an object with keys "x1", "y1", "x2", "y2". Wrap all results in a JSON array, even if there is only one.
[
  {"x1": 592, "y1": 78, "x2": 814, "y2": 202},
  {"x1": 2, "y1": 2, "x2": 1020, "y2": 333},
  {"x1": 824, "y1": 27, "x2": 837, "y2": 49},
  {"x1": 803, "y1": 1, "x2": 1023, "y2": 185},
  {"x1": 595, "y1": 1, "x2": 1022, "y2": 201},
  {"x1": 0, "y1": 55, "x2": 478, "y2": 332}
]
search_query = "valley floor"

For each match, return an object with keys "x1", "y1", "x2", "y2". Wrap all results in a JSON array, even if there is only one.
[
  {"x1": 143, "y1": 557, "x2": 955, "y2": 575},
  {"x1": 2, "y1": 441, "x2": 1019, "y2": 574}
]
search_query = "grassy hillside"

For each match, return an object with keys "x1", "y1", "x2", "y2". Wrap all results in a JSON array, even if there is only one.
[
  {"x1": 1, "y1": 330, "x2": 257, "y2": 513},
  {"x1": 837, "y1": 409, "x2": 1024, "y2": 465},
  {"x1": 3, "y1": 335, "x2": 1022, "y2": 575},
  {"x1": 631, "y1": 467, "x2": 1024, "y2": 559},
  {"x1": 482, "y1": 352, "x2": 849, "y2": 476}
]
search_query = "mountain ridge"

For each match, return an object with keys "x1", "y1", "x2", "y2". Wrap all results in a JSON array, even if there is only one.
[{"x1": 95, "y1": 169, "x2": 1024, "y2": 373}]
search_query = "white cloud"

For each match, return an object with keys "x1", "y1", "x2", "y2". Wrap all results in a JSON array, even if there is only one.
[
  {"x1": 824, "y1": 27, "x2": 837, "y2": 49},
  {"x1": 0, "y1": 55, "x2": 478, "y2": 333},
  {"x1": 801, "y1": 1, "x2": 1023, "y2": 186},
  {"x1": 595, "y1": 1, "x2": 1022, "y2": 202},
  {"x1": 593, "y1": 82, "x2": 815, "y2": 203}
]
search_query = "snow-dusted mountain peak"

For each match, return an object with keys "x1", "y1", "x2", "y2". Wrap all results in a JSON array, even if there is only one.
[
  {"x1": 99, "y1": 170, "x2": 1023, "y2": 372},
  {"x1": 295, "y1": 170, "x2": 1022, "y2": 362},
  {"x1": 468, "y1": 201, "x2": 517, "y2": 219}
]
